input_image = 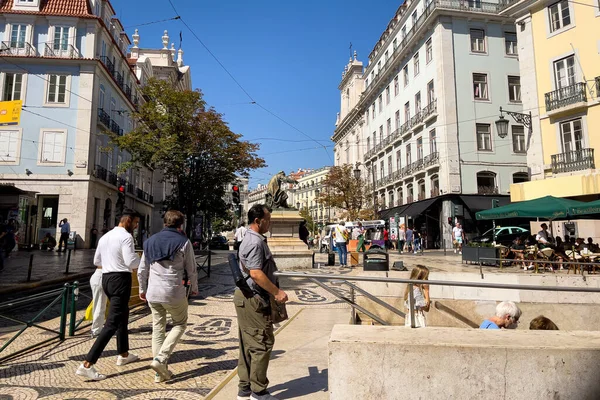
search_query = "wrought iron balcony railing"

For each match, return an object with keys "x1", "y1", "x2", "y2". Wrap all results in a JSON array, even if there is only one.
[
  {"x1": 99, "y1": 56, "x2": 115, "y2": 75},
  {"x1": 478, "y1": 186, "x2": 499, "y2": 195},
  {"x1": 43, "y1": 43, "x2": 81, "y2": 59},
  {"x1": 125, "y1": 85, "x2": 132, "y2": 101},
  {"x1": 0, "y1": 41, "x2": 37, "y2": 56},
  {"x1": 107, "y1": 171, "x2": 118, "y2": 186},
  {"x1": 94, "y1": 165, "x2": 107, "y2": 182},
  {"x1": 97, "y1": 108, "x2": 111, "y2": 127},
  {"x1": 545, "y1": 82, "x2": 587, "y2": 112},
  {"x1": 422, "y1": 99, "x2": 438, "y2": 120},
  {"x1": 551, "y1": 148, "x2": 595, "y2": 174},
  {"x1": 110, "y1": 120, "x2": 123, "y2": 136},
  {"x1": 423, "y1": 152, "x2": 439, "y2": 167}
]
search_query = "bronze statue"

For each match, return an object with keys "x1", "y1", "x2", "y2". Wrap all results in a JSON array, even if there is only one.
[{"x1": 266, "y1": 171, "x2": 298, "y2": 209}]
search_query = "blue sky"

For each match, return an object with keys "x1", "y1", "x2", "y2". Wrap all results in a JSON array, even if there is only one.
[{"x1": 115, "y1": 0, "x2": 397, "y2": 188}]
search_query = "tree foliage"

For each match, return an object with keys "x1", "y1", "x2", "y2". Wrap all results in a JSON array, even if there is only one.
[
  {"x1": 299, "y1": 208, "x2": 316, "y2": 233},
  {"x1": 318, "y1": 165, "x2": 376, "y2": 221},
  {"x1": 109, "y1": 78, "x2": 265, "y2": 233}
]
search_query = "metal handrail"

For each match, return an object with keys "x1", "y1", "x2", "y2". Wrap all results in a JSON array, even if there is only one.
[{"x1": 276, "y1": 271, "x2": 600, "y2": 293}]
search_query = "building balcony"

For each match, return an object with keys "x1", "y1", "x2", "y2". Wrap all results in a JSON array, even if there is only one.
[
  {"x1": 125, "y1": 85, "x2": 132, "y2": 101},
  {"x1": 410, "y1": 111, "x2": 424, "y2": 131},
  {"x1": 107, "y1": 171, "x2": 118, "y2": 186},
  {"x1": 110, "y1": 120, "x2": 123, "y2": 136},
  {"x1": 400, "y1": 120, "x2": 412, "y2": 138},
  {"x1": 43, "y1": 43, "x2": 81, "y2": 59},
  {"x1": 423, "y1": 152, "x2": 439, "y2": 168},
  {"x1": 94, "y1": 165, "x2": 108, "y2": 182},
  {"x1": 478, "y1": 186, "x2": 499, "y2": 195},
  {"x1": 97, "y1": 108, "x2": 111, "y2": 127},
  {"x1": 100, "y1": 56, "x2": 115, "y2": 75},
  {"x1": 0, "y1": 41, "x2": 37, "y2": 57},
  {"x1": 551, "y1": 148, "x2": 595, "y2": 175},
  {"x1": 126, "y1": 183, "x2": 134, "y2": 194},
  {"x1": 545, "y1": 83, "x2": 587, "y2": 114},
  {"x1": 136, "y1": 188, "x2": 151, "y2": 202},
  {"x1": 115, "y1": 71, "x2": 124, "y2": 90},
  {"x1": 422, "y1": 99, "x2": 438, "y2": 122}
]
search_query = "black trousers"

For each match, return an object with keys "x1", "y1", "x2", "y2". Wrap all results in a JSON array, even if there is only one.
[
  {"x1": 86, "y1": 272, "x2": 132, "y2": 364},
  {"x1": 58, "y1": 232, "x2": 69, "y2": 251}
]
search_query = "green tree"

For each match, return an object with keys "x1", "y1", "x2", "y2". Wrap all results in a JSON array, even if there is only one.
[
  {"x1": 109, "y1": 78, "x2": 265, "y2": 235},
  {"x1": 318, "y1": 165, "x2": 376, "y2": 221},
  {"x1": 299, "y1": 208, "x2": 316, "y2": 233}
]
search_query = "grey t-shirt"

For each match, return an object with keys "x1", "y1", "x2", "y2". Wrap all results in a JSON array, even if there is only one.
[{"x1": 239, "y1": 229, "x2": 278, "y2": 298}]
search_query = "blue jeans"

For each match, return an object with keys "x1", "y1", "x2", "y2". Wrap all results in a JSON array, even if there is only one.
[{"x1": 336, "y1": 242, "x2": 348, "y2": 266}]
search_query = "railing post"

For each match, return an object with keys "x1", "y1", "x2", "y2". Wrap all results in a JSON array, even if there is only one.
[
  {"x1": 59, "y1": 283, "x2": 69, "y2": 340},
  {"x1": 350, "y1": 286, "x2": 356, "y2": 325},
  {"x1": 69, "y1": 281, "x2": 79, "y2": 336},
  {"x1": 65, "y1": 249, "x2": 72, "y2": 274},
  {"x1": 26, "y1": 254, "x2": 34, "y2": 282},
  {"x1": 408, "y1": 283, "x2": 415, "y2": 328}
]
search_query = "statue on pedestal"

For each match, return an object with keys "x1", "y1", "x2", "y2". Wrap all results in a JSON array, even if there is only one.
[{"x1": 266, "y1": 171, "x2": 298, "y2": 209}]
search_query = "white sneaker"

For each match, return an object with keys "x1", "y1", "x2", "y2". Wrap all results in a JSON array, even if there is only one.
[
  {"x1": 150, "y1": 358, "x2": 170, "y2": 379},
  {"x1": 76, "y1": 364, "x2": 106, "y2": 381},
  {"x1": 459, "y1": 251, "x2": 462, "y2": 254},
  {"x1": 116, "y1": 353, "x2": 139, "y2": 366},
  {"x1": 154, "y1": 370, "x2": 174, "y2": 383},
  {"x1": 237, "y1": 396, "x2": 251, "y2": 400},
  {"x1": 454, "y1": 249, "x2": 457, "y2": 254}
]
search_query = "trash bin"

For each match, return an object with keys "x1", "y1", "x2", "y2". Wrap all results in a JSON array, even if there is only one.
[
  {"x1": 363, "y1": 248, "x2": 389, "y2": 271},
  {"x1": 327, "y1": 252, "x2": 336, "y2": 266}
]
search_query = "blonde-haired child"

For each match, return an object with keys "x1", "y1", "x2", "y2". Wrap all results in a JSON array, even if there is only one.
[{"x1": 404, "y1": 265, "x2": 430, "y2": 328}]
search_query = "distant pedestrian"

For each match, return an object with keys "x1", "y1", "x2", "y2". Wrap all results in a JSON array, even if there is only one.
[
  {"x1": 90, "y1": 226, "x2": 98, "y2": 249},
  {"x1": 234, "y1": 223, "x2": 247, "y2": 253},
  {"x1": 89, "y1": 267, "x2": 106, "y2": 338},
  {"x1": 452, "y1": 223, "x2": 465, "y2": 254},
  {"x1": 138, "y1": 210, "x2": 198, "y2": 383},
  {"x1": 236, "y1": 204, "x2": 288, "y2": 400},
  {"x1": 398, "y1": 225, "x2": 406, "y2": 253},
  {"x1": 413, "y1": 229, "x2": 421, "y2": 254},
  {"x1": 4, "y1": 219, "x2": 16, "y2": 258},
  {"x1": 58, "y1": 218, "x2": 70, "y2": 252},
  {"x1": 354, "y1": 222, "x2": 366, "y2": 252},
  {"x1": 76, "y1": 209, "x2": 141, "y2": 381},
  {"x1": 405, "y1": 226, "x2": 414, "y2": 253},
  {"x1": 383, "y1": 226, "x2": 390, "y2": 250},
  {"x1": 335, "y1": 221, "x2": 349, "y2": 267},
  {"x1": 40, "y1": 233, "x2": 57, "y2": 251}
]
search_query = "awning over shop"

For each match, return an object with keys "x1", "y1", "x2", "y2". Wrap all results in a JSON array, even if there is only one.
[
  {"x1": 379, "y1": 204, "x2": 410, "y2": 220},
  {"x1": 402, "y1": 198, "x2": 438, "y2": 219},
  {"x1": 0, "y1": 184, "x2": 34, "y2": 195},
  {"x1": 459, "y1": 195, "x2": 510, "y2": 213}
]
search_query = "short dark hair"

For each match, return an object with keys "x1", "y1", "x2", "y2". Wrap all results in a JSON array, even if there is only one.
[
  {"x1": 529, "y1": 315, "x2": 559, "y2": 330},
  {"x1": 248, "y1": 204, "x2": 271, "y2": 224},
  {"x1": 120, "y1": 208, "x2": 141, "y2": 221},
  {"x1": 164, "y1": 210, "x2": 185, "y2": 228}
]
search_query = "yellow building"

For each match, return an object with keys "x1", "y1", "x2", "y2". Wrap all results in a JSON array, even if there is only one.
[{"x1": 500, "y1": 0, "x2": 600, "y2": 202}]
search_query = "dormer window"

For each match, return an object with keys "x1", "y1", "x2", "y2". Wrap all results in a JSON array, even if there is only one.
[{"x1": 13, "y1": 0, "x2": 40, "y2": 11}]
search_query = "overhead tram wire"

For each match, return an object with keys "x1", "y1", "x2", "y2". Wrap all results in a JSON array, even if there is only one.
[{"x1": 165, "y1": 0, "x2": 333, "y2": 163}]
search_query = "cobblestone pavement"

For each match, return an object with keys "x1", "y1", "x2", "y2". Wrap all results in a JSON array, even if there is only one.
[{"x1": 0, "y1": 258, "x2": 353, "y2": 399}]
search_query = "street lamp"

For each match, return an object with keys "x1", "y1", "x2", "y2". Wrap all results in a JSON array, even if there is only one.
[
  {"x1": 353, "y1": 164, "x2": 361, "y2": 180},
  {"x1": 495, "y1": 106, "x2": 532, "y2": 142}
]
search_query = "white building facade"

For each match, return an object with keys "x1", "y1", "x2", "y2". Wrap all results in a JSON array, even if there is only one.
[{"x1": 333, "y1": 0, "x2": 528, "y2": 247}]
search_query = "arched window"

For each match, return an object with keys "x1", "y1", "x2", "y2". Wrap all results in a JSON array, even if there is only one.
[
  {"x1": 397, "y1": 187, "x2": 404, "y2": 206},
  {"x1": 513, "y1": 172, "x2": 529, "y2": 184},
  {"x1": 430, "y1": 174, "x2": 439, "y2": 197},
  {"x1": 418, "y1": 179, "x2": 426, "y2": 200},
  {"x1": 407, "y1": 183, "x2": 414, "y2": 203},
  {"x1": 389, "y1": 191, "x2": 395, "y2": 208},
  {"x1": 477, "y1": 171, "x2": 497, "y2": 194}
]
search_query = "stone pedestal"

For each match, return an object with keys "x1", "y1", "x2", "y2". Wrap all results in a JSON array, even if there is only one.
[{"x1": 267, "y1": 209, "x2": 313, "y2": 270}]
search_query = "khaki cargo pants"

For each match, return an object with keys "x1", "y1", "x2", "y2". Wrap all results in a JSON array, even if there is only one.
[{"x1": 234, "y1": 289, "x2": 275, "y2": 394}]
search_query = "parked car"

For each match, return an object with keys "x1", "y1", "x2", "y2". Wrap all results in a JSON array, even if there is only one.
[
  {"x1": 208, "y1": 235, "x2": 229, "y2": 250},
  {"x1": 470, "y1": 226, "x2": 530, "y2": 246}
]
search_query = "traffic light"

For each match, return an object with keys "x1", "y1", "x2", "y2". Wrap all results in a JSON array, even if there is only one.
[
  {"x1": 492, "y1": 199, "x2": 500, "y2": 208},
  {"x1": 232, "y1": 185, "x2": 240, "y2": 204},
  {"x1": 116, "y1": 185, "x2": 125, "y2": 216},
  {"x1": 235, "y1": 205, "x2": 242, "y2": 219}
]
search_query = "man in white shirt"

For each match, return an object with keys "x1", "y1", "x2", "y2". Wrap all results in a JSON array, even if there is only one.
[
  {"x1": 452, "y1": 223, "x2": 465, "y2": 254},
  {"x1": 235, "y1": 223, "x2": 247, "y2": 250},
  {"x1": 536, "y1": 223, "x2": 551, "y2": 247},
  {"x1": 76, "y1": 209, "x2": 141, "y2": 381}
]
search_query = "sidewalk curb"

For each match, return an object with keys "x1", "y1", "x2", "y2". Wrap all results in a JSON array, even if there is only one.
[
  {"x1": 0, "y1": 271, "x2": 94, "y2": 296},
  {"x1": 203, "y1": 307, "x2": 306, "y2": 400}
]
